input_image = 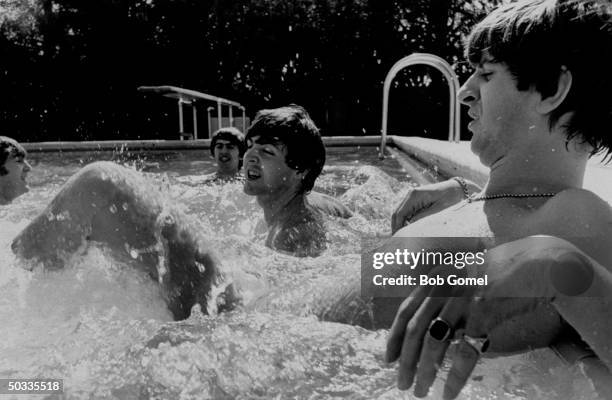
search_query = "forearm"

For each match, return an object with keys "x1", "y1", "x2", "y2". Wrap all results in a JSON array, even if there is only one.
[{"x1": 551, "y1": 256, "x2": 612, "y2": 370}]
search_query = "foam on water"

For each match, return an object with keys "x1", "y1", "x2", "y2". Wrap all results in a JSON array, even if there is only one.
[{"x1": 0, "y1": 159, "x2": 600, "y2": 399}]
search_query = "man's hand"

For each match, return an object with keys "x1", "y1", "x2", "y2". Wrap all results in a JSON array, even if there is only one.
[
  {"x1": 391, "y1": 179, "x2": 479, "y2": 234},
  {"x1": 385, "y1": 236, "x2": 583, "y2": 399}
]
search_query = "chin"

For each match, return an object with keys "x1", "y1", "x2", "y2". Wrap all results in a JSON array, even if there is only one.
[
  {"x1": 470, "y1": 139, "x2": 492, "y2": 166},
  {"x1": 243, "y1": 183, "x2": 257, "y2": 195}
]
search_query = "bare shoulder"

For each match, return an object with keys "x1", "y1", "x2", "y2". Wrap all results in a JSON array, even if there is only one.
[
  {"x1": 535, "y1": 188, "x2": 612, "y2": 265},
  {"x1": 539, "y1": 188, "x2": 612, "y2": 231},
  {"x1": 307, "y1": 191, "x2": 352, "y2": 218},
  {"x1": 272, "y1": 209, "x2": 327, "y2": 257}
]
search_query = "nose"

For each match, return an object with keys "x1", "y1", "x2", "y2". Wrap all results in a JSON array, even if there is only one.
[
  {"x1": 458, "y1": 75, "x2": 479, "y2": 106},
  {"x1": 244, "y1": 147, "x2": 258, "y2": 164}
]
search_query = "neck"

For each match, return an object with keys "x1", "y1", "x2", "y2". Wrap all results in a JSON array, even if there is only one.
[
  {"x1": 258, "y1": 189, "x2": 306, "y2": 227},
  {"x1": 485, "y1": 132, "x2": 588, "y2": 196}
]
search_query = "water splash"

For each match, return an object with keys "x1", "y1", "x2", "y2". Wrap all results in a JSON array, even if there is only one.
[{"x1": 0, "y1": 151, "x2": 597, "y2": 399}]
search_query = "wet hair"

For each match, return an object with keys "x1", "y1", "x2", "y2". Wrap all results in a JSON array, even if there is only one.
[
  {"x1": 245, "y1": 104, "x2": 325, "y2": 193},
  {"x1": 465, "y1": 0, "x2": 612, "y2": 159},
  {"x1": 0, "y1": 136, "x2": 26, "y2": 176},
  {"x1": 210, "y1": 127, "x2": 246, "y2": 167}
]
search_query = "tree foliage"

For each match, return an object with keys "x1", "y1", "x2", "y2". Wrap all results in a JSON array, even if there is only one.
[{"x1": 0, "y1": 0, "x2": 499, "y2": 141}]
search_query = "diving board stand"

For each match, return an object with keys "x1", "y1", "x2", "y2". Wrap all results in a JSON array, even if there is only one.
[{"x1": 137, "y1": 85, "x2": 247, "y2": 140}]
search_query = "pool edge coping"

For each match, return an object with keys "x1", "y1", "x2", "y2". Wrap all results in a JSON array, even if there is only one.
[
  {"x1": 391, "y1": 136, "x2": 612, "y2": 204},
  {"x1": 20, "y1": 136, "x2": 385, "y2": 152}
]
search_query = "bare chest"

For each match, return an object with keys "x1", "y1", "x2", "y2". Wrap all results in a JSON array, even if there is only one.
[{"x1": 400, "y1": 200, "x2": 542, "y2": 242}]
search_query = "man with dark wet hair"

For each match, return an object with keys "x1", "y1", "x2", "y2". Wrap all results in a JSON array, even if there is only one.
[
  {"x1": 243, "y1": 104, "x2": 327, "y2": 257},
  {"x1": 206, "y1": 127, "x2": 246, "y2": 182},
  {"x1": 0, "y1": 136, "x2": 31, "y2": 205},
  {"x1": 380, "y1": 0, "x2": 612, "y2": 398}
]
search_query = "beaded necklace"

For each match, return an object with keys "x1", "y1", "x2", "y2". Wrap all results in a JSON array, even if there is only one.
[{"x1": 467, "y1": 192, "x2": 557, "y2": 203}]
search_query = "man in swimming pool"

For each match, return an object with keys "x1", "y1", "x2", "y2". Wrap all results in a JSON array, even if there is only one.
[
  {"x1": 7, "y1": 152, "x2": 235, "y2": 320},
  {"x1": 204, "y1": 127, "x2": 246, "y2": 183},
  {"x1": 0, "y1": 136, "x2": 32, "y2": 205},
  {"x1": 242, "y1": 105, "x2": 327, "y2": 257},
  {"x1": 378, "y1": 0, "x2": 612, "y2": 398},
  {"x1": 4, "y1": 105, "x2": 346, "y2": 320}
]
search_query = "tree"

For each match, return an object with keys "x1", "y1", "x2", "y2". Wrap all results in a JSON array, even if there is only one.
[{"x1": 0, "y1": 0, "x2": 499, "y2": 141}]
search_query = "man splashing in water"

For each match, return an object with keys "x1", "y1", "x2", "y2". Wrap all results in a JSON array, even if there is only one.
[
  {"x1": 3, "y1": 105, "x2": 338, "y2": 320},
  {"x1": 243, "y1": 105, "x2": 327, "y2": 257},
  {"x1": 6, "y1": 142, "x2": 233, "y2": 320}
]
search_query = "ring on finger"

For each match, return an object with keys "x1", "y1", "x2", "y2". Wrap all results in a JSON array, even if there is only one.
[
  {"x1": 462, "y1": 334, "x2": 490, "y2": 355},
  {"x1": 428, "y1": 317, "x2": 454, "y2": 342}
]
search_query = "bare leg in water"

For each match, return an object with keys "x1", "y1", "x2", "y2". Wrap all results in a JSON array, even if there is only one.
[{"x1": 12, "y1": 161, "x2": 237, "y2": 320}]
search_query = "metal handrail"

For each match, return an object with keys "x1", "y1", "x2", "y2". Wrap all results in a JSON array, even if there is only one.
[
  {"x1": 138, "y1": 85, "x2": 247, "y2": 139},
  {"x1": 379, "y1": 53, "x2": 461, "y2": 158}
]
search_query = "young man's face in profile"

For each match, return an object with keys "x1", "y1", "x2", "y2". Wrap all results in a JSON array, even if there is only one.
[
  {"x1": 243, "y1": 135, "x2": 302, "y2": 196},
  {"x1": 213, "y1": 139, "x2": 241, "y2": 176},
  {"x1": 0, "y1": 154, "x2": 31, "y2": 204},
  {"x1": 459, "y1": 58, "x2": 541, "y2": 167}
]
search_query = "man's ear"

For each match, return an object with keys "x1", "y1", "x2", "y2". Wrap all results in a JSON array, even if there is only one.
[
  {"x1": 295, "y1": 168, "x2": 309, "y2": 182},
  {"x1": 536, "y1": 67, "x2": 572, "y2": 115}
]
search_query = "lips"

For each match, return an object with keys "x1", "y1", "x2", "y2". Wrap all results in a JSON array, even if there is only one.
[
  {"x1": 468, "y1": 120, "x2": 478, "y2": 132},
  {"x1": 467, "y1": 110, "x2": 480, "y2": 133},
  {"x1": 246, "y1": 168, "x2": 261, "y2": 180},
  {"x1": 218, "y1": 155, "x2": 231, "y2": 163}
]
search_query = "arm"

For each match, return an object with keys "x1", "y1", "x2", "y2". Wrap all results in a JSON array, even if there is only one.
[
  {"x1": 550, "y1": 255, "x2": 612, "y2": 370},
  {"x1": 391, "y1": 177, "x2": 481, "y2": 233},
  {"x1": 385, "y1": 235, "x2": 612, "y2": 399},
  {"x1": 307, "y1": 191, "x2": 353, "y2": 218}
]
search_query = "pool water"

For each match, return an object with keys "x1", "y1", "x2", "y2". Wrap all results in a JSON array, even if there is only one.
[{"x1": 0, "y1": 147, "x2": 597, "y2": 399}]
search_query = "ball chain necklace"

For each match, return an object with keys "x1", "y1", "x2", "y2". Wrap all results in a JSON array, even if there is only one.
[
  {"x1": 451, "y1": 177, "x2": 558, "y2": 203},
  {"x1": 467, "y1": 192, "x2": 557, "y2": 203}
]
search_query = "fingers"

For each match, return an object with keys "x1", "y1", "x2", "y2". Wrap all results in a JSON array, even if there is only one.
[
  {"x1": 413, "y1": 297, "x2": 468, "y2": 398},
  {"x1": 443, "y1": 340, "x2": 480, "y2": 400},
  {"x1": 397, "y1": 296, "x2": 447, "y2": 390},
  {"x1": 386, "y1": 285, "x2": 428, "y2": 362},
  {"x1": 408, "y1": 202, "x2": 438, "y2": 224}
]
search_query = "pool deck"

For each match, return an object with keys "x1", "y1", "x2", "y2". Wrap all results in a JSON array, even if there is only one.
[{"x1": 392, "y1": 136, "x2": 612, "y2": 203}]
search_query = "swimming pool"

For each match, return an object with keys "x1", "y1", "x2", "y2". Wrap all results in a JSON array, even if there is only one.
[{"x1": 0, "y1": 145, "x2": 596, "y2": 399}]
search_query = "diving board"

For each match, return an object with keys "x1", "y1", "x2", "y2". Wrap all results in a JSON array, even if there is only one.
[{"x1": 137, "y1": 85, "x2": 247, "y2": 140}]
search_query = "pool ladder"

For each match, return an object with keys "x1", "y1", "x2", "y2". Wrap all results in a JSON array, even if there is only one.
[{"x1": 379, "y1": 53, "x2": 461, "y2": 159}]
